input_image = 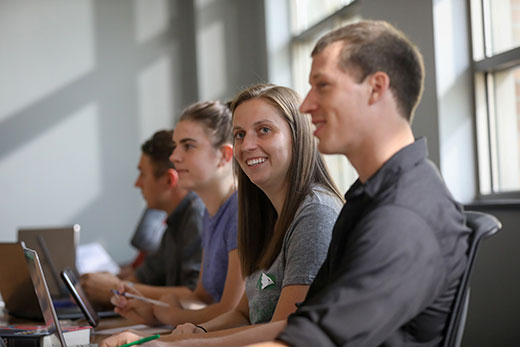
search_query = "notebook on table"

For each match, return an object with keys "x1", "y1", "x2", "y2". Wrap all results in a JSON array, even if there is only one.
[
  {"x1": 0, "y1": 246, "x2": 95, "y2": 347},
  {"x1": 0, "y1": 243, "x2": 83, "y2": 321}
]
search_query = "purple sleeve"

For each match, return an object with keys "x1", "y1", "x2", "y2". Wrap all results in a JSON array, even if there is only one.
[{"x1": 225, "y1": 194, "x2": 238, "y2": 252}]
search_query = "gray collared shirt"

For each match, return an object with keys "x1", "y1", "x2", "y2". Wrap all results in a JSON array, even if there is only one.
[{"x1": 135, "y1": 191, "x2": 204, "y2": 289}]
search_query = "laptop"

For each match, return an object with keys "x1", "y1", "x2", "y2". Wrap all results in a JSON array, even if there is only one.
[
  {"x1": 61, "y1": 268, "x2": 120, "y2": 327},
  {"x1": 18, "y1": 225, "x2": 80, "y2": 298},
  {"x1": 0, "y1": 243, "x2": 44, "y2": 321},
  {"x1": 16, "y1": 246, "x2": 96, "y2": 347},
  {"x1": 0, "y1": 243, "x2": 83, "y2": 321}
]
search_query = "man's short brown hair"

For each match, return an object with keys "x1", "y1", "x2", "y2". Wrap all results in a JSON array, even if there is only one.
[
  {"x1": 141, "y1": 130, "x2": 175, "y2": 177},
  {"x1": 312, "y1": 20, "x2": 425, "y2": 122}
]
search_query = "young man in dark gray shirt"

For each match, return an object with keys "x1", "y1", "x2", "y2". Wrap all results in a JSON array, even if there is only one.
[{"x1": 81, "y1": 130, "x2": 204, "y2": 306}]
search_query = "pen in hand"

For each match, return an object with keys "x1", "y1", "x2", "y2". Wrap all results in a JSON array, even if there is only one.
[
  {"x1": 111, "y1": 289, "x2": 170, "y2": 307},
  {"x1": 118, "y1": 334, "x2": 161, "y2": 347}
]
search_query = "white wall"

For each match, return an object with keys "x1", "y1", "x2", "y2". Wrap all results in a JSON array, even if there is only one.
[
  {"x1": 0, "y1": 0, "x2": 198, "y2": 262},
  {"x1": 0, "y1": 0, "x2": 269, "y2": 262},
  {"x1": 433, "y1": 0, "x2": 476, "y2": 203}
]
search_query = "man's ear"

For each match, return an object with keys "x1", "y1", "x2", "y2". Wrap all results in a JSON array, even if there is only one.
[
  {"x1": 367, "y1": 71, "x2": 390, "y2": 105},
  {"x1": 166, "y1": 168, "x2": 179, "y2": 188},
  {"x1": 218, "y1": 144, "x2": 234, "y2": 167}
]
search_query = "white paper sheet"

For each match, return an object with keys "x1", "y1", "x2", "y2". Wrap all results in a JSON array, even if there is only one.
[{"x1": 76, "y1": 242, "x2": 120, "y2": 275}]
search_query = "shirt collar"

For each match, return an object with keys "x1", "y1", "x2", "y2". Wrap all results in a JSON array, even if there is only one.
[
  {"x1": 345, "y1": 137, "x2": 428, "y2": 201},
  {"x1": 166, "y1": 191, "x2": 197, "y2": 226}
]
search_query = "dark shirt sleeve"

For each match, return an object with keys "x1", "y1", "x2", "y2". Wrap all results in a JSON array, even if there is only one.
[
  {"x1": 134, "y1": 231, "x2": 167, "y2": 285},
  {"x1": 278, "y1": 205, "x2": 447, "y2": 347},
  {"x1": 177, "y1": 202, "x2": 203, "y2": 290}
]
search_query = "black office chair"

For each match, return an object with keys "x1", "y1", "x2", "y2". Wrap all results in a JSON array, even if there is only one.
[{"x1": 441, "y1": 211, "x2": 502, "y2": 347}]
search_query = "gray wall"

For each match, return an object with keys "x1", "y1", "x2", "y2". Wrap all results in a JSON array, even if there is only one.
[
  {"x1": 461, "y1": 205, "x2": 520, "y2": 346},
  {"x1": 195, "y1": 0, "x2": 268, "y2": 101},
  {"x1": 360, "y1": 0, "x2": 441, "y2": 169},
  {"x1": 0, "y1": 0, "x2": 267, "y2": 262}
]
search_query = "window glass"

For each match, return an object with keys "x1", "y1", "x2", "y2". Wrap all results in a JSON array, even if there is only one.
[
  {"x1": 490, "y1": 66, "x2": 520, "y2": 191},
  {"x1": 290, "y1": 0, "x2": 355, "y2": 34},
  {"x1": 471, "y1": 0, "x2": 520, "y2": 195},
  {"x1": 486, "y1": 0, "x2": 520, "y2": 55},
  {"x1": 290, "y1": 2, "x2": 359, "y2": 193}
]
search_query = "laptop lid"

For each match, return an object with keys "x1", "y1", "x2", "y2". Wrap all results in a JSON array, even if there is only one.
[
  {"x1": 0, "y1": 243, "x2": 85, "y2": 321},
  {"x1": 60, "y1": 268, "x2": 99, "y2": 327},
  {"x1": 18, "y1": 225, "x2": 80, "y2": 297},
  {"x1": 23, "y1": 247, "x2": 68, "y2": 347},
  {"x1": 0, "y1": 242, "x2": 43, "y2": 321}
]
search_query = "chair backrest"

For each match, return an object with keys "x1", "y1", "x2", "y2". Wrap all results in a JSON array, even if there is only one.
[{"x1": 442, "y1": 211, "x2": 502, "y2": 347}]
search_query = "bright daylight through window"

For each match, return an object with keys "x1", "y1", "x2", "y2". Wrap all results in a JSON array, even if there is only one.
[
  {"x1": 471, "y1": 0, "x2": 520, "y2": 196},
  {"x1": 289, "y1": 0, "x2": 359, "y2": 193}
]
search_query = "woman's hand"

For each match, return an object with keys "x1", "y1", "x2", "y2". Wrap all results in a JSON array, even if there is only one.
[
  {"x1": 80, "y1": 272, "x2": 123, "y2": 306},
  {"x1": 110, "y1": 283, "x2": 160, "y2": 325},
  {"x1": 170, "y1": 322, "x2": 206, "y2": 335},
  {"x1": 99, "y1": 330, "x2": 144, "y2": 347}
]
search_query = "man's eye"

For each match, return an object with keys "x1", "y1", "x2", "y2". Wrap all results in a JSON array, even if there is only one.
[
  {"x1": 317, "y1": 82, "x2": 328, "y2": 88},
  {"x1": 234, "y1": 132, "x2": 244, "y2": 140}
]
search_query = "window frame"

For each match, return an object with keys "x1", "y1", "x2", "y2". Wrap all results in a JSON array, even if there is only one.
[
  {"x1": 288, "y1": 0, "x2": 361, "y2": 194},
  {"x1": 470, "y1": 0, "x2": 520, "y2": 200}
]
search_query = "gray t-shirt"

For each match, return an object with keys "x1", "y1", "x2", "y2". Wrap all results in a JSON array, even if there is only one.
[{"x1": 245, "y1": 186, "x2": 342, "y2": 324}]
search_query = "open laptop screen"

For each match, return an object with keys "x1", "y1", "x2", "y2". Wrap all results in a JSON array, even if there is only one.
[
  {"x1": 0, "y1": 243, "x2": 43, "y2": 321},
  {"x1": 61, "y1": 268, "x2": 99, "y2": 327},
  {"x1": 24, "y1": 247, "x2": 68, "y2": 347},
  {"x1": 19, "y1": 225, "x2": 80, "y2": 298}
]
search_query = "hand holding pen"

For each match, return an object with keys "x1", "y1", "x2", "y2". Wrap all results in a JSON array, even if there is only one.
[
  {"x1": 99, "y1": 330, "x2": 160, "y2": 347},
  {"x1": 118, "y1": 334, "x2": 161, "y2": 347},
  {"x1": 111, "y1": 289, "x2": 169, "y2": 307},
  {"x1": 109, "y1": 283, "x2": 164, "y2": 325}
]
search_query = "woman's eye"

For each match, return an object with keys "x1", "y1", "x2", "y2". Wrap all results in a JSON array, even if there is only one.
[{"x1": 260, "y1": 127, "x2": 271, "y2": 134}]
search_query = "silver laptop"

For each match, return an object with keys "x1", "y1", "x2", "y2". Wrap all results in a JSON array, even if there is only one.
[
  {"x1": 18, "y1": 225, "x2": 80, "y2": 298},
  {"x1": 23, "y1": 246, "x2": 97, "y2": 347},
  {"x1": 0, "y1": 243, "x2": 84, "y2": 321},
  {"x1": 0, "y1": 242, "x2": 44, "y2": 321}
]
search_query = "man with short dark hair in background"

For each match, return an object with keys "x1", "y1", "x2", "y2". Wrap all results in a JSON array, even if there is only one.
[{"x1": 81, "y1": 130, "x2": 205, "y2": 306}]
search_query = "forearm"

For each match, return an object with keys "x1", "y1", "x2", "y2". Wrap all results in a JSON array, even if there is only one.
[
  {"x1": 132, "y1": 284, "x2": 193, "y2": 300},
  {"x1": 122, "y1": 273, "x2": 138, "y2": 282},
  {"x1": 159, "y1": 321, "x2": 287, "y2": 346},
  {"x1": 199, "y1": 309, "x2": 250, "y2": 332},
  {"x1": 162, "y1": 300, "x2": 238, "y2": 326}
]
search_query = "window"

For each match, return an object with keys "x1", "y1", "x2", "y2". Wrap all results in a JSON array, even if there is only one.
[
  {"x1": 471, "y1": 0, "x2": 520, "y2": 196},
  {"x1": 289, "y1": 0, "x2": 360, "y2": 193}
]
